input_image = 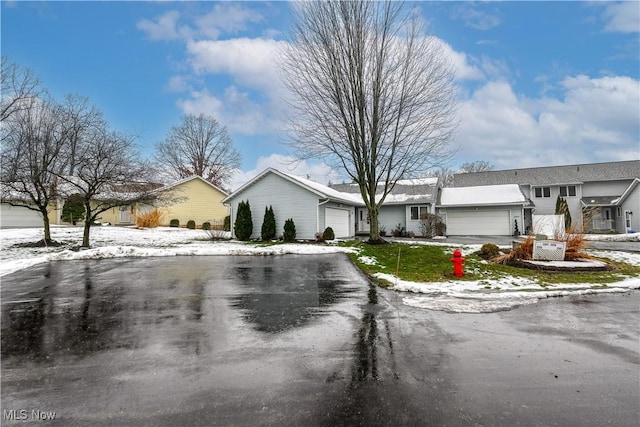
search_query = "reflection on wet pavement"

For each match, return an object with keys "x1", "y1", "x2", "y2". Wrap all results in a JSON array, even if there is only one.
[
  {"x1": 1, "y1": 255, "x2": 360, "y2": 362},
  {"x1": 230, "y1": 258, "x2": 357, "y2": 333}
]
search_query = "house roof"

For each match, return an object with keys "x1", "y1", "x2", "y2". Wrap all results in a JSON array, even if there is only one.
[
  {"x1": 439, "y1": 184, "x2": 528, "y2": 207},
  {"x1": 222, "y1": 168, "x2": 364, "y2": 205},
  {"x1": 156, "y1": 175, "x2": 228, "y2": 196},
  {"x1": 453, "y1": 160, "x2": 640, "y2": 187},
  {"x1": 329, "y1": 176, "x2": 440, "y2": 205}
]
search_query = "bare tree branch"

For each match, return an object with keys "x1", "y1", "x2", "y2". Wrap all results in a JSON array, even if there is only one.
[
  {"x1": 280, "y1": 0, "x2": 458, "y2": 241},
  {"x1": 154, "y1": 114, "x2": 241, "y2": 189},
  {"x1": 1, "y1": 56, "x2": 43, "y2": 123},
  {"x1": 0, "y1": 96, "x2": 68, "y2": 242}
]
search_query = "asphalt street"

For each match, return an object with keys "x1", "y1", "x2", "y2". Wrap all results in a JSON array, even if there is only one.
[{"x1": 1, "y1": 255, "x2": 639, "y2": 426}]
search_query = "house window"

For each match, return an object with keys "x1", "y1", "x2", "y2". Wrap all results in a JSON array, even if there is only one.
[
  {"x1": 534, "y1": 187, "x2": 550, "y2": 198},
  {"x1": 559, "y1": 185, "x2": 576, "y2": 197},
  {"x1": 617, "y1": 207, "x2": 622, "y2": 217},
  {"x1": 410, "y1": 206, "x2": 429, "y2": 220}
]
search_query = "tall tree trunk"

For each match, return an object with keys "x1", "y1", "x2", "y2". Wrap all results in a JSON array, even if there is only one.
[
  {"x1": 82, "y1": 221, "x2": 91, "y2": 248},
  {"x1": 82, "y1": 202, "x2": 92, "y2": 247},
  {"x1": 368, "y1": 208, "x2": 380, "y2": 242},
  {"x1": 41, "y1": 208, "x2": 52, "y2": 242}
]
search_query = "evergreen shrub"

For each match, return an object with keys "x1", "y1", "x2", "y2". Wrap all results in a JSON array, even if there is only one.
[
  {"x1": 223, "y1": 215, "x2": 231, "y2": 232},
  {"x1": 283, "y1": 218, "x2": 296, "y2": 242},
  {"x1": 322, "y1": 226, "x2": 335, "y2": 240},
  {"x1": 235, "y1": 200, "x2": 253, "y2": 241},
  {"x1": 202, "y1": 222, "x2": 211, "y2": 230},
  {"x1": 261, "y1": 206, "x2": 276, "y2": 241},
  {"x1": 187, "y1": 220, "x2": 196, "y2": 229},
  {"x1": 170, "y1": 219, "x2": 180, "y2": 227},
  {"x1": 62, "y1": 194, "x2": 85, "y2": 225}
]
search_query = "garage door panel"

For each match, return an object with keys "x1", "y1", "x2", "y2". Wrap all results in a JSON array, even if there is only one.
[
  {"x1": 447, "y1": 210, "x2": 509, "y2": 236},
  {"x1": 325, "y1": 208, "x2": 350, "y2": 238},
  {"x1": 0, "y1": 204, "x2": 43, "y2": 228}
]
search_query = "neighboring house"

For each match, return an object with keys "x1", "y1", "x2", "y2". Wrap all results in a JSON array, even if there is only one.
[
  {"x1": 453, "y1": 160, "x2": 640, "y2": 233},
  {"x1": 437, "y1": 184, "x2": 529, "y2": 236},
  {"x1": 135, "y1": 175, "x2": 230, "y2": 228},
  {"x1": 2, "y1": 175, "x2": 229, "y2": 229},
  {"x1": 222, "y1": 168, "x2": 362, "y2": 239},
  {"x1": 330, "y1": 177, "x2": 440, "y2": 236}
]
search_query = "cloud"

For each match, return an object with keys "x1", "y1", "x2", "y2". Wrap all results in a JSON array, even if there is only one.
[
  {"x1": 176, "y1": 86, "x2": 285, "y2": 136},
  {"x1": 452, "y1": 5, "x2": 501, "y2": 31},
  {"x1": 228, "y1": 154, "x2": 342, "y2": 191},
  {"x1": 195, "y1": 3, "x2": 263, "y2": 39},
  {"x1": 428, "y1": 37, "x2": 484, "y2": 81},
  {"x1": 137, "y1": 11, "x2": 194, "y2": 41},
  {"x1": 186, "y1": 38, "x2": 286, "y2": 93},
  {"x1": 453, "y1": 75, "x2": 640, "y2": 168},
  {"x1": 601, "y1": 2, "x2": 640, "y2": 33}
]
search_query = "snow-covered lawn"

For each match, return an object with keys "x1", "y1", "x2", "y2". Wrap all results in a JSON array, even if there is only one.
[
  {"x1": 0, "y1": 226, "x2": 355, "y2": 278},
  {"x1": 1, "y1": 226, "x2": 638, "y2": 313}
]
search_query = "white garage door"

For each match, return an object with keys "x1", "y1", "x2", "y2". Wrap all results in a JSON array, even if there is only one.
[
  {"x1": 446, "y1": 210, "x2": 510, "y2": 236},
  {"x1": 325, "y1": 208, "x2": 350, "y2": 238},
  {"x1": 0, "y1": 204, "x2": 43, "y2": 228}
]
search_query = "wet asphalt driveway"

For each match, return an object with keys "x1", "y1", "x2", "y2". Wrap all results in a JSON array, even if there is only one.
[{"x1": 1, "y1": 254, "x2": 639, "y2": 426}]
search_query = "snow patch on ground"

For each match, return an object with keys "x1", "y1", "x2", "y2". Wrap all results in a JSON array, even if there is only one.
[
  {"x1": 2, "y1": 226, "x2": 638, "y2": 314},
  {"x1": 0, "y1": 226, "x2": 356, "y2": 277}
]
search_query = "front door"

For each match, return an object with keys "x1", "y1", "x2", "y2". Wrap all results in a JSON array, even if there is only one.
[
  {"x1": 119, "y1": 205, "x2": 133, "y2": 223},
  {"x1": 358, "y1": 208, "x2": 370, "y2": 234}
]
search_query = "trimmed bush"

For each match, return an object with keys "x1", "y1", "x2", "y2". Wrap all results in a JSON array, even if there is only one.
[
  {"x1": 223, "y1": 215, "x2": 231, "y2": 232},
  {"x1": 61, "y1": 194, "x2": 85, "y2": 225},
  {"x1": 261, "y1": 205, "x2": 276, "y2": 241},
  {"x1": 322, "y1": 226, "x2": 335, "y2": 240},
  {"x1": 478, "y1": 243, "x2": 501, "y2": 260},
  {"x1": 234, "y1": 200, "x2": 253, "y2": 241},
  {"x1": 283, "y1": 218, "x2": 296, "y2": 242},
  {"x1": 202, "y1": 221, "x2": 211, "y2": 230},
  {"x1": 187, "y1": 220, "x2": 196, "y2": 229},
  {"x1": 170, "y1": 219, "x2": 180, "y2": 228}
]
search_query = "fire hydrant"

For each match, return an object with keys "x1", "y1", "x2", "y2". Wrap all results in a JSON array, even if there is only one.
[{"x1": 451, "y1": 249, "x2": 465, "y2": 277}]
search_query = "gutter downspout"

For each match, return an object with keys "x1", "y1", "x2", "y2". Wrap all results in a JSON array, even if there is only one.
[{"x1": 318, "y1": 198, "x2": 330, "y2": 236}]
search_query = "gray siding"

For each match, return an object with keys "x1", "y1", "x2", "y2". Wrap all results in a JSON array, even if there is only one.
[
  {"x1": 619, "y1": 186, "x2": 639, "y2": 232},
  {"x1": 528, "y1": 184, "x2": 583, "y2": 229},
  {"x1": 229, "y1": 173, "x2": 320, "y2": 240},
  {"x1": 404, "y1": 204, "x2": 434, "y2": 236},
  {"x1": 378, "y1": 205, "x2": 405, "y2": 235},
  {"x1": 582, "y1": 180, "x2": 632, "y2": 197}
]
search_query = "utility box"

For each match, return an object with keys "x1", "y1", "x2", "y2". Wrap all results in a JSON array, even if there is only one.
[{"x1": 533, "y1": 240, "x2": 566, "y2": 261}]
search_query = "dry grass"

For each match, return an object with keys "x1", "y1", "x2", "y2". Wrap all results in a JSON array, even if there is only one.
[
  {"x1": 493, "y1": 226, "x2": 590, "y2": 264},
  {"x1": 136, "y1": 209, "x2": 163, "y2": 228}
]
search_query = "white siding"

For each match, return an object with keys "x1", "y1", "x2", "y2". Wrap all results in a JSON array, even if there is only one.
[
  {"x1": 228, "y1": 173, "x2": 321, "y2": 240},
  {"x1": 320, "y1": 202, "x2": 355, "y2": 237},
  {"x1": 0, "y1": 204, "x2": 43, "y2": 228}
]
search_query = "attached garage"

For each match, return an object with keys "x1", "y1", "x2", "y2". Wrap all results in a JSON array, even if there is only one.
[
  {"x1": 325, "y1": 208, "x2": 351, "y2": 238},
  {"x1": 0, "y1": 204, "x2": 43, "y2": 228},
  {"x1": 439, "y1": 184, "x2": 529, "y2": 236},
  {"x1": 446, "y1": 210, "x2": 510, "y2": 236}
]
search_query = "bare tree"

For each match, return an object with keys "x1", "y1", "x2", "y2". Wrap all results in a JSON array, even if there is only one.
[
  {"x1": 155, "y1": 114, "x2": 241, "y2": 188},
  {"x1": 281, "y1": 0, "x2": 457, "y2": 242},
  {"x1": 458, "y1": 160, "x2": 495, "y2": 173},
  {"x1": 1, "y1": 56, "x2": 42, "y2": 122},
  {"x1": 58, "y1": 94, "x2": 105, "y2": 176},
  {"x1": 0, "y1": 96, "x2": 67, "y2": 243},
  {"x1": 426, "y1": 166, "x2": 455, "y2": 187},
  {"x1": 57, "y1": 126, "x2": 156, "y2": 247}
]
